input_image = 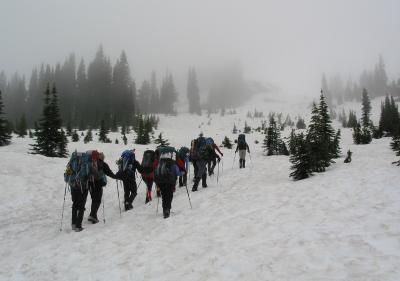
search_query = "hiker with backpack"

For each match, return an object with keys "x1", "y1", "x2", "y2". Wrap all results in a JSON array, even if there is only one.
[
  {"x1": 205, "y1": 137, "x2": 223, "y2": 176},
  {"x1": 235, "y1": 134, "x2": 250, "y2": 168},
  {"x1": 154, "y1": 146, "x2": 182, "y2": 218},
  {"x1": 177, "y1": 146, "x2": 190, "y2": 187},
  {"x1": 116, "y1": 149, "x2": 145, "y2": 211},
  {"x1": 141, "y1": 149, "x2": 158, "y2": 204},
  {"x1": 191, "y1": 135, "x2": 213, "y2": 191},
  {"x1": 64, "y1": 151, "x2": 104, "y2": 231},
  {"x1": 87, "y1": 151, "x2": 118, "y2": 224}
]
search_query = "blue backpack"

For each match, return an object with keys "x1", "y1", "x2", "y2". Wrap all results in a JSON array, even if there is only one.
[
  {"x1": 118, "y1": 150, "x2": 135, "y2": 172},
  {"x1": 206, "y1": 137, "x2": 214, "y2": 145},
  {"x1": 64, "y1": 151, "x2": 92, "y2": 188}
]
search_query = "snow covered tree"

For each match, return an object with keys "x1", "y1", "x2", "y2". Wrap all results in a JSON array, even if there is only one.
[
  {"x1": 222, "y1": 136, "x2": 233, "y2": 149},
  {"x1": 31, "y1": 84, "x2": 68, "y2": 157},
  {"x1": 98, "y1": 119, "x2": 111, "y2": 143},
  {"x1": 0, "y1": 90, "x2": 11, "y2": 146},
  {"x1": 353, "y1": 88, "x2": 372, "y2": 144},
  {"x1": 83, "y1": 129, "x2": 93, "y2": 143},
  {"x1": 290, "y1": 132, "x2": 312, "y2": 180},
  {"x1": 72, "y1": 130, "x2": 79, "y2": 142},
  {"x1": 347, "y1": 110, "x2": 358, "y2": 128},
  {"x1": 318, "y1": 93, "x2": 336, "y2": 167},
  {"x1": 154, "y1": 133, "x2": 169, "y2": 146}
]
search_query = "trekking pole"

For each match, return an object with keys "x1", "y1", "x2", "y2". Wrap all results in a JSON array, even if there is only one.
[
  {"x1": 217, "y1": 162, "x2": 220, "y2": 184},
  {"x1": 102, "y1": 191, "x2": 106, "y2": 224},
  {"x1": 156, "y1": 194, "x2": 160, "y2": 214},
  {"x1": 185, "y1": 182, "x2": 193, "y2": 209},
  {"x1": 137, "y1": 178, "x2": 143, "y2": 191},
  {"x1": 232, "y1": 152, "x2": 237, "y2": 168},
  {"x1": 59, "y1": 183, "x2": 68, "y2": 232},
  {"x1": 116, "y1": 180, "x2": 122, "y2": 218},
  {"x1": 249, "y1": 152, "x2": 254, "y2": 168},
  {"x1": 222, "y1": 158, "x2": 224, "y2": 174}
]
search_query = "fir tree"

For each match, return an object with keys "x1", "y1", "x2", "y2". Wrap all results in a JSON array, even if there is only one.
[
  {"x1": 347, "y1": 110, "x2": 358, "y2": 128},
  {"x1": 154, "y1": 133, "x2": 169, "y2": 146},
  {"x1": 243, "y1": 121, "x2": 251, "y2": 134},
  {"x1": 353, "y1": 122, "x2": 362, "y2": 144},
  {"x1": 296, "y1": 117, "x2": 306, "y2": 129},
  {"x1": 187, "y1": 67, "x2": 201, "y2": 115},
  {"x1": 318, "y1": 93, "x2": 336, "y2": 167},
  {"x1": 66, "y1": 120, "x2": 72, "y2": 136},
  {"x1": 122, "y1": 133, "x2": 128, "y2": 145},
  {"x1": 222, "y1": 136, "x2": 233, "y2": 149},
  {"x1": 16, "y1": 114, "x2": 27, "y2": 138},
  {"x1": 98, "y1": 119, "x2": 111, "y2": 143},
  {"x1": 31, "y1": 84, "x2": 68, "y2": 157},
  {"x1": 84, "y1": 129, "x2": 93, "y2": 144},
  {"x1": 0, "y1": 90, "x2": 11, "y2": 146},
  {"x1": 72, "y1": 130, "x2": 79, "y2": 142},
  {"x1": 115, "y1": 138, "x2": 119, "y2": 144},
  {"x1": 290, "y1": 132, "x2": 312, "y2": 180},
  {"x1": 232, "y1": 123, "x2": 238, "y2": 134},
  {"x1": 332, "y1": 129, "x2": 341, "y2": 158},
  {"x1": 306, "y1": 102, "x2": 324, "y2": 172}
]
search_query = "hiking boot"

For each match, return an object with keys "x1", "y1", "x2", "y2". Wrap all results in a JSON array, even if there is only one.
[
  {"x1": 88, "y1": 215, "x2": 99, "y2": 224},
  {"x1": 202, "y1": 184, "x2": 208, "y2": 188},
  {"x1": 74, "y1": 226, "x2": 84, "y2": 232},
  {"x1": 163, "y1": 209, "x2": 170, "y2": 219},
  {"x1": 71, "y1": 224, "x2": 77, "y2": 231},
  {"x1": 125, "y1": 203, "x2": 133, "y2": 211},
  {"x1": 192, "y1": 187, "x2": 198, "y2": 192}
]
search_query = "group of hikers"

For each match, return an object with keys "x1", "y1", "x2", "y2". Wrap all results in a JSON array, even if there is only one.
[{"x1": 63, "y1": 134, "x2": 251, "y2": 232}]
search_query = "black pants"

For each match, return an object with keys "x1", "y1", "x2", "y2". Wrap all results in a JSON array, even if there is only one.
[
  {"x1": 160, "y1": 184, "x2": 174, "y2": 211},
  {"x1": 88, "y1": 182, "x2": 103, "y2": 218},
  {"x1": 71, "y1": 185, "x2": 88, "y2": 228},
  {"x1": 192, "y1": 159, "x2": 207, "y2": 189},
  {"x1": 122, "y1": 179, "x2": 137, "y2": 207},
  {"x1": 207, "y1": 158, "x2": 216, "y2": 175}
]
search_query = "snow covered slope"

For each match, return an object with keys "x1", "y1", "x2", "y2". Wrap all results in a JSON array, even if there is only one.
[{"x1": 1, "y1": 94, "x2": 400, "y2": 281}]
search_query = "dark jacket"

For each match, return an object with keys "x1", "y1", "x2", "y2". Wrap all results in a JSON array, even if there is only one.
[
  {"x1": 235, "y1": 143, "x2": 250, "y2": 153},
  {"x1": 116, "y1": 160, "x2": 144, "y2": 181}
]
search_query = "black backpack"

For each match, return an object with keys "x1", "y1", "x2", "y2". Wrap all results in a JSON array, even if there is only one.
[
  {"x1": 141, "y1": 150, "x2": 156, "y2": 173},
  {"x1": 154, "y1": 158, "x2": 177, "y2": 185},
  {"x1": 237, "y1": 134, "x2": 247, "y2": 150}
]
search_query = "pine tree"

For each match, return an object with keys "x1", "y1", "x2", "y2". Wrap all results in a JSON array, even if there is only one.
[
  {"x1": 306, "y1": 102, "x2": 324, "y2": 172},
  {"x1": 353, "y1": 122, "x2": 362, "y2": 144},
  {"x1": 72, "y1": 130, "x2": 79, "y2": 142},
  {"x1": 232, "y1": 123, "x2": 238, "y2": 134},
  {"x1": 16, "y1": 114, "x2": 27, "y2": 138},
  {"x1": 318, "y1": 93, "x2": 336, "y2": 167},
  {"x1": 31, "y1": 84, "x2": 68, "y2": 157},
  {"x1": 98, "y1": 119, "x2": 111, "y2": 143},
  {"x1": 66, "y1": 120, "x2": 72, "y2": 136},
  {"x1": 187, "y1": 67, "x2": 201, "y2": 115},
  {"x1": 83, "y1": 129, "x2": 93, "y2": 144},
  {"x1": 135, "y1": 115, "x2": 150, "y2": 145},
  {"x1": 290, "y1": 132, "x2": 312, "y2": 180},
  {"x1": 347, "y1": 110, "x2": 358, "y2": 128},
  {"x1": 296, "y1": 117, "x2": 306, "y2": 129},
  {"x1": 359, "y1": 88, "x2": 372, "y2": 144},
  {"x1": 391, "y1": 126, "x2": 400, "y2": 165},
  {"x1": 154, "y1": 133, "x2": 170, "y2": 146},
  {"x1": 122, "y1": 134, "x2": 127, "y2": 145},
  {"x1": 0, "y1": 90, "x2": 11, "y2": 146},
  {"x1": 243, "y1": 121, "x2": 251, "y2": 134},
  {"x1": 332, "y1": 129, "x2": 341, "y2": 158},
  {"x1": 222, "y1": 136, "x2": 233, "y2": 149}
]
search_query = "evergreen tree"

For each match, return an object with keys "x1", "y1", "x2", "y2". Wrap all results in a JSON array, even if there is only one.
[
  {"x1": 160, "y1": 72, "x2": 178, "y2": 114},
  {"x1": 135, "y1": 115, "x2": 150, "y2": 145},
  {"x1": 290, "y1": 132, "x2": 312, "y2": 180},
  {"x1": 318, "y1": 93, "x2": 336, "y2": 167},
  {"x1": 232, "y1": 123, "x2": 238, "y2": 134},
  {"x1": 222, "y1": 136, "x2": 233, "y2": 149},
  {"x1": 332, "y1": 129, "x2": 341, "y2": 158},
  {"x1": 347, "y1": 110, "x2": 358, "y2": 128},
  {"x1": 187, "y1": 67, "x2": 201, "y2": 115},
  {"x1": 154, "y1": 133, "x2": 170, "y2": 146},
  {"x1": 149, "y1": 71, "x2": 159, "y2": 113},
  {"x1": 83, "y1": 129, "x2": 93, "y2": 144},
  {"x1": 16, "y1": 114, "x2": 27, "y2": 138},
  {"x1": 72, "y1": 130, "x2": 80, "y2": 142},
  {"x1": 264, "y1": 115, "x2": 278, "y2": 155},
  {"x1": 122, "y1": 133, "x2": 127, "y2": 145},
  {"x1": 98, "y1": 119, "x2": 111, "y2": 143},
  {"x1": 243, "y1": 121, "x2": 251, "y2": 134},
  {"x1": 31, "y1": 84, "x2": 68, "y2": 157},
  {"x1": 361, "y1": 88, "x2": 372, "y2": 128},
  {"x1": 0, "y1": 90, "x2": 11, "y2": 146},
  {"x1": 306, "y1": 102, "x2": 324, "y2": 172},
  {"x1": 66, "y1": 120, "x2": 72, "y2": 136},
  {"x1": 296, "y1": 117, "x2": 306, "y2": 129},
  {"x1": 378, "y1": 95, "x2": 400, "y2": 136},
  {"x1": 111, "y1": 115, "x2": 118, "y2": 132},
  {"x1": 353, "y1": 122, "x2": 362, "y2": 144}
]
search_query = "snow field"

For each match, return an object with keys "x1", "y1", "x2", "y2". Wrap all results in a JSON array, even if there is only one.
[{"x1": 1, "y1": 94, "x2": 400, "y2": 280}]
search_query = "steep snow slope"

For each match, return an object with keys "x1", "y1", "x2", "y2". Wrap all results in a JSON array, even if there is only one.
[{"x1": 1, "y1": 94, "x2": 400, "y2": 281}]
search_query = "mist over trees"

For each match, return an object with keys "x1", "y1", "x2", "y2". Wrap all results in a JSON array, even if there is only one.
[
  {"x1": 0, "y1": 46, "x2": 254, "y2": 129},
  {"x1": 321, "y1": 56, "x2": 400, "y2": 107}
]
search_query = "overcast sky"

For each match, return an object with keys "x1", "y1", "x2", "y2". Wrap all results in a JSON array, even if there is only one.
[{"x1": 1, "y1": 0, "x2": 399, "y2": 95}]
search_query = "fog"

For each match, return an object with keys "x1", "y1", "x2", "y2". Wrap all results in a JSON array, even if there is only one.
[{"x1": 1, "y1": 0, "x2": 399, "y2": 95}]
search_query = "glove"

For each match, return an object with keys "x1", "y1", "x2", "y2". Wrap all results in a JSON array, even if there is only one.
[
  {"x1": 221, "y1": 153, "x2": 224, "y2": 157},
  {"x1": 217, "y1": 158, "x2": 221, "y2": 163}
]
